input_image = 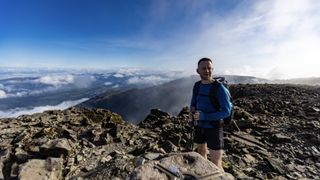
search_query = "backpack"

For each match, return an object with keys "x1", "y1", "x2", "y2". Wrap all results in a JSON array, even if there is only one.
[{"x1": 192, "y1": 77, "x2": 234, "y2": 125}]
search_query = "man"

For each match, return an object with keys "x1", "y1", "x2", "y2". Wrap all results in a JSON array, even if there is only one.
[{"x1": 190, "y1": 57, "x2": 232, "y2": 173}]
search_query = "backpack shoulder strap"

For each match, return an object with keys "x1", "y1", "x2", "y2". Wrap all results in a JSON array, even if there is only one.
[
  {"x1": 192, "y1": 81, "x2": 201, "y2": 110},
  {"x1": 209, "y1": 81, "x2": 221, "y2": 111},
  {"x1": 193, "y1": 81, "x2": 201, "y2": 96}
]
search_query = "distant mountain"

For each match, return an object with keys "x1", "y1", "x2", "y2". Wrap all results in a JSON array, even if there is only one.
[
  {"x1": 78, "y1": 75, "x2": 270, "y2": 123},
  {"x1": 0, "y1": 68, "x2": 184, "y2": 118},
  {"x1": 272, "y1": 77, "x2": 320, "y2": 86},
  {"x1": 216, "y1": 75, "x2": 270, "y2": 84}
]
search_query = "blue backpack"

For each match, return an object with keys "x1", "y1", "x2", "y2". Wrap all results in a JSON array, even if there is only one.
[{"x1": 192, "y1": 77, "x2": 234, "y2": 125}]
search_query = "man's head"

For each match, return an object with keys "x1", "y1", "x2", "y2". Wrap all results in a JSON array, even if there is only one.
[{"x1": 197, "y1": 57, "x2": 213, "y2": 81}]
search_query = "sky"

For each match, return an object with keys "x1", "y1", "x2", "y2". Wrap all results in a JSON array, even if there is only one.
[{"x1": 1, "y1": 0, "x2": 320, "y2": 79}]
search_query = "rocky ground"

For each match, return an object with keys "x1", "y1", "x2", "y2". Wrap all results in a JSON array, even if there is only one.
[{"x1": 0, "y1": 84, "x2": 319, "y2": 179}]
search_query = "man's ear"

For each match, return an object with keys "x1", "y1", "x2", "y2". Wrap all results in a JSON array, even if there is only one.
[{"x1": 196, "y1": 68, "x2": 200, "y2": 74}]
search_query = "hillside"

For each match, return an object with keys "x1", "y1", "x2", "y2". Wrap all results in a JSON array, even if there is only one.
[
  {"x1": 1, "y1": 84, "x2": 319, "y2": 179},
  {"x1": 78, "y1": 75, "x2": 270, "y2": 123}
]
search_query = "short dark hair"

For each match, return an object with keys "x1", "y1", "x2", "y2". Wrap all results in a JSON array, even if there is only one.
[{"x1": 197, "y1": 57, "x2": 212, "y2": 66}]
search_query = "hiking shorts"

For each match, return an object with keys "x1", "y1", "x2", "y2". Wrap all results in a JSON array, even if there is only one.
[{"x1": 194, "y1": 126, "x2": 224, "y2": 150}]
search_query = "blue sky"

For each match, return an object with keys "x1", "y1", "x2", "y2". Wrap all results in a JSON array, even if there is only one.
[{"x1": 1, "y1": 0, "x2": 320, "y2": 79}]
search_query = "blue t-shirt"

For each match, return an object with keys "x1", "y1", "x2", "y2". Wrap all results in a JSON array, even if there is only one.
[{"x1": 190, "y1": 81, "x2": 232, "y2": 128}]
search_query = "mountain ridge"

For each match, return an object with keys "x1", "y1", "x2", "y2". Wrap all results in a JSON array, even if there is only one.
[
  {"x1": 78, "y1": 75, "x2": 320, "y2": 123},
  {"x1": 1, "y1": 83, "x2": 319, "y2": 179}
]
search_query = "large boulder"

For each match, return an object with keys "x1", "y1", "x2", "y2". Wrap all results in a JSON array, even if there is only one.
[
  {"x1": 18, "y1": 158, "x2": 63, "y2": 180},
  {"x1": 130, "y1": 152, "x2": 234, "y2": 180}
]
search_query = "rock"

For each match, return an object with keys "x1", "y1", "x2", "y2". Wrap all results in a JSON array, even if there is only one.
[
  {"x1": 18, "y1": 158, "x2": 63, "y2": 180},
  {"x1": 264, "y1": 157, "x2": 286, "y2": 175},
  {"x1": 130, "y1": 152, "x2": 234, "y2": 179},
  {"x1": 177, "y1": 106, "x2": 190, "y2": 117},
  {"x1": 271, "y1": 134, "x2": 291, "y2": 143},
  {"x1": 40, "y1": 138, "x2": 73, "y2": 157},
  {"x1": 150, "y1": 109, "x2": 171, "y2": 118},
  {"x1": 162, "y1": 140, "x2": 178, "y2": 153},
  {"x1": 0, "y1": 148, "x2": 11, "y2": 180},
  {"x1": 15, "y1": 148, "x2": 30, "y2": 163},
  {"x1": 143, "y1": 152, "x2": 162, "y2": 160},
  {"x1": 309, "y1": 107, "x2": 320, "y2": 112},
  {"x1": 10, "y1": 163, "x2": 19, "y2": 179},
  {"x1": 134, "y1": 157, "x2": 145, "y2": 167},
  {"x1": 100, "y1": 155, "x2": 112, "y2": 164},
  {"x1": 1, "y1": 84, "x2": 320, "y2": 179},
  {"x1": 243, "y1": 154, "x2": 256, "y2": 164}
]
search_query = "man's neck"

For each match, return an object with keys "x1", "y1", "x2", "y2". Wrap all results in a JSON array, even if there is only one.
[{"x1": 201, "y1": 78, "x2": 214, "y2": 84}]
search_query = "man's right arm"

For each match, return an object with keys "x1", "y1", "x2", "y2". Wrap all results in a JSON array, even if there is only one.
[{"x1": 190, "y1": 89, "x2": 197, "y2": 113}]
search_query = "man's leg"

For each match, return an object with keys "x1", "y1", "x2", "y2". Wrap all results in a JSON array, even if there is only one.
[
  {"x1": 196, "y1": 143, "x2": 207, "y2": 159},
  {"x1": 209, "y1": 149, "x2": 224, "y2": 173}
]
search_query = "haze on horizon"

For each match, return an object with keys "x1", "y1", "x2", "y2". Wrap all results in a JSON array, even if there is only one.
[{"x1": 1, "y1": 0, "x2": 320, "y2": 79}]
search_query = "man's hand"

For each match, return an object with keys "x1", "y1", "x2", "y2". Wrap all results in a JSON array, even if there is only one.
[
  {"x1": 192, "y1": 111, "x2": 200, "y2": 121},
  {"x1": 189, "y1": 108, "x2": 200, "y2": 126}
]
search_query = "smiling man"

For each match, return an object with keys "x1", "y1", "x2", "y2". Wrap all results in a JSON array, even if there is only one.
[{"x1": 190, "y1": 57, "x2": 233, "y2": 173}]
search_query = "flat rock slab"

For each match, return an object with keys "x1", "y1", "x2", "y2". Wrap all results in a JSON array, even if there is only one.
[
  {"x1": 130, "y1": 152, "x2": 234, "y2": 180},
  {"x1": 18, "y1": 158, "x2": 63, "y2": 180}
]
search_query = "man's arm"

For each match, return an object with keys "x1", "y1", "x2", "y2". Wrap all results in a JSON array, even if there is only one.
[
  {"x1": 190, "y1": 88, "x2": 197, "y2": 113},
  {"x1": 205, "y1": 85, "x2": 232, "y2": 121}
]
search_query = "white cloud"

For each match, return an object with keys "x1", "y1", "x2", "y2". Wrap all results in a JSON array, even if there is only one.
[
  {"x1": 147, "y1": 0, "x2": 320, "y2": 79},
  {"x1": 104, "y1": 82, "x2": 113, "y2": 86},
  {"x1": 73, "y1": 75, "x2": 95, "y2": 88},
  {"x1": 111, "y1": 84, "x2": 119, "y2": 88},
  {"x1": 126, "y1": 76, "x2": 169, "y2": 86},
  {"x1": 15, "y1": 91, "x2": 28, "y2": 97},
  {"x1": 0, "y1": 90, "x2": 7, "y2": 99},
  {"x1": 0, "y1": 98, "x2": 89, "y2": 118},
  {"x1": 33, "y1": 73, "x2": 95, "y2": 88},
  {"x1": 113, "y1": 73, "x2": 124, "y2": 78},
  {"x1": 36, "y1": 74, "x2": 74, "y2": 86},
  {"x1": 115, "y1": 68, "x2": 144, "y2": 75}
]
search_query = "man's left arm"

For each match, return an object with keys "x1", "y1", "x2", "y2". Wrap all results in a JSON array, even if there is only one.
[{"x1": 205, "y1": 85, "x2": 232, "y2": 121}]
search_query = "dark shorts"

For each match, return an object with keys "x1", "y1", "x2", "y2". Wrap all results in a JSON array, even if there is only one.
[{"x1": 194, "y1": 126, "x2": 224, "y2": 150}]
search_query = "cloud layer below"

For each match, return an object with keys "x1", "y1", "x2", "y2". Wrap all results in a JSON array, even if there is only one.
[{"x1": 0, "y1": 98, "x2": 88, "y2": 118}]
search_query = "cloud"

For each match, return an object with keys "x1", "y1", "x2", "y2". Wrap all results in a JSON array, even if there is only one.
[
  {"x1": 126, "y1": 75, "x2": 170, "y2": 86},
  {"x1": 36, "y1": 73, "x2": 96, "y2": 87},
  {"x1": 116, "y1": 68, "x2": 144, "y2": 76},
  {"x1": 111, "y1": 84, "x2": 119, "y2": 88},
  {"x1": 113, "y1": 73, "x2": 124, "y2": 78},
  {"x1": 0, "y1": 98, "x2": 89, "y2": 118},
  {"x1": 36, "y1": 74, "x2": 74, "y2": 86},
  {"x1": 0, "y1": 90, "x2": 7, "y2": 99},
  {"x1": 104, "y1": 82, "x2": 113, "y2": 86},
  {"x1": 211, "y1": 1, "x2": 320, "y2": 78},
  {"x1": 140, "y1": 0, "x2": 320, "y2": 79},
  {"x1": 73, "y1": 75, "x2": 95, "y2": 88}
]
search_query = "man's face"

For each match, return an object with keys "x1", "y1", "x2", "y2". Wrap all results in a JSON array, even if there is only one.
[{"x1": 197, "y1": 61, "x2": 213, "y2": 80}]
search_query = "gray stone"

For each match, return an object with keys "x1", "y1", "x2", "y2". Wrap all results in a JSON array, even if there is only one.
[
  {"x1": 243, "y1": 154, "x2": 256, "y2": 164},
  {"x1": 271, "y1": 134, "x2": 291, "y2": 143},
  {"x1": 264, "y1": 157, "x2": 286, "y2": 175},
  {"x1": 18, "y1": 158, "x2": 63, "y2": 180},
  {"x1": 40, "y1": 138, "x2": 73, "y2": 157},
  {"x1": 162, "y1": 140, "x2": 178, "y2": 153},
  {"x1": 130, "y1": 152, "x2": 234, "y2": 180},
  {"x1": 10, "y1": 163, "x2": 18, "y2": 179},
  {"x1": 143, "y1": 152, "x2": 163, "y2": 160},
  {"x1": 134, "y1": 157, "x2": 145, "y2": 167},
  {"x1": 100, "y1": 155, "x2": 112, "y2": 164},
  {"x1": 15, "y1": 148, "x2": 30, "y2": 163},
  {"x1": 0, "y1": 148, "x2": 11, "y2": 180}
]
